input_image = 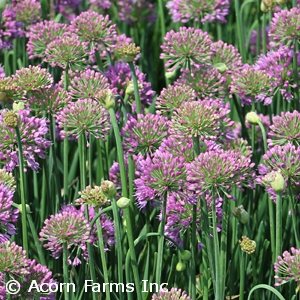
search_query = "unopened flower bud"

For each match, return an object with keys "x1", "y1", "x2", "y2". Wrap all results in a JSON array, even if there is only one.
[
  {"x1": 246, "y1": 112, "x2": 261, "y2": 125},
  {"x1": 3, "y1": 111, "x2": 18, "y2": 128},
  {"x1": 239, "y1": 236, "x2": 256, "y2": 254},
  {"x1": 101, "y1": 180, "x2": 117, "y2": 197},
  {"x1": 95, "y1": 89, "x2": 115, "y2": 109},
  {"x1": 213, "y1": 62, "x2": 228, "y2": 73},
  {"x1": 117, "y1": 197, "x2": 130, "y2": 209},
  {"x1": 13, "y1": 102, "x2": 25, "y2": 112},
  {"x1": 165, "y1": 68, "x2": 177, "y2": 80},
  {"x1": 232, "y1": 205, "x2": 249, "y2": 224},
  {"x1": 176, "y1": 261, "x2": 186, "y2": 272},
  {"x1": 262, "y1": 171, "x2": 285, "y2": 193},
  {"x1": 0, "y1": 0, "x2": 6, "y2": 10},
  {"x1": 118, "y1": 43, "x2": 140, "y2": 63},
  {"x1": 180, "y1": 250, "x2": 192, "y2": 261},
  {"x1": 260, "y1": 2, "x2": 269, "y2": 12},
  {"x1": 125, "y1": 82, "x2": 135, "y2": 96}
]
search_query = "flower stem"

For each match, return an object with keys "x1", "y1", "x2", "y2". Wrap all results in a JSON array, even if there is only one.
[
  {"x1": 234, "y1": 0, "x2": 246, "y2": 62},
  {"x1": 288, "y1": 183, "x2": 300, "y2": 248},
  {"x1": 239, "y1": 251, "x2": 245, "y2": 300},
  {"x1": 275, "y1": 192, "x2": 282, "y2": 261},
  {"x1": 63, "y1": 69, "x2": 69, "y2": 202},
  {"x1": 15, "y1": 127, "x2": 28, "y2": 257},
  {"x1": 257, "y1": 120, "x2": 268, "y2": 154},
  {"x1": 128, "y1": 62, "x2": 142, "y2": 115},
  {"x1": 63, "y1": 243, "x2": 70, "y2": 300}
]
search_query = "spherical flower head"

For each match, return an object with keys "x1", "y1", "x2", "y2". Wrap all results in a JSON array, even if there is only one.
[
  {"x1": 261, "y1": 170, "x2": 285, "y2": 193},
  {"x1": 246, "y1": 111, "x2": 262, "y2": 125},
  {"x1": 39, "y1": 205, "x2": 92, "y2": 259},
  {"x1": 0, "y1": 77, "x2": 21, "y2": 101},
  {"x1": 0, "y1": 241, "x2": 29, "y2": 276},
  {"x1": 254, "y1": 46, "x2": 296, "y2": 101},
  {"x1": 274, "y1": 247, "x2": 300, "y2": 286},
  {"x1": 0, "y1": 169, "x2": 16, "y2": 191},
  {"x1": 151, "y1": 287, "x2": 191, "y2": 299},
  {"x1": 176, "y1": 65, "x2": 226, "y2": 100},
  {"x1": 0, "y1": 108, "x2": 52, "y2": 171},
  {"x1": 44, "y1": 32, "x2": 88, "y2": 70},
  {"x1": 101, "y1": 180, "x2": 117, "y2": 198},
  {"x1": 28, "y1": 84, "x2": 72, "y2": 115},
  {"x1": 121, "y1": 114, "x2": 169, "y2": 155},
  {"x1": 27, "y1": 20, "x2": 68, "y2": 59},
  {"x1": 105, "y1": 62, "x2": 155, "y2": 111},
  {"x1": 269, "y1": 7, "x2": 300, "y2": 48},
  {"x1": 239, "y1": 236, "x2": 256, "y2": 254},
  {"x1": 70, "y1": 12, "x2": 117, "y2": 48},
  {"x1": 75, "y1": 185, "x2": 110, "y2": 207},
  {"x1": 257, "y1": 143, "x2": 300, "y2": 197},
  {"x1": 186, "y1": 148, "x2": 255, "y2": 197},
  {"x1": 267, "y1": 110, "x2": 300, "y2": 147},
  {"x1": 117, "y1": 197, "x2": 131, "y2": 209},
  {"x1": 54, "y1": 0, "x2": 81, "y2": 22},
  {"x1": 160, "y1": 27, "x2": 213, "y2": 72},
  {"x1": 134, "y1": 151, "x2": 186, "y2": 209},
  {"x1": 156, "y1": 83, "x2": 196, "y2": 114},
  {"x1": 169, "y1": 100, "x2": 234, "y2": 142},
  {"x1": 89, "y1": 0, "x2": 111, "y2": 10},
  {"x1": 56, "y1": 98, "x2": 110, "y2": 140},
  {"x1": 166, "y1": 0, "x2": 230, "y2": 24},
  {"x1": 13, "y1": 0, "x2": 41, "y2": 26},
  {"x1": 12, "y1": 65, "x2": 53, "y2": 94},
  {"x1": 230, "y1": 64, "x2": 275, "y2": 106},
  {"x1": 117, "y1": 0, "x2": 156, "y2": 24},
  {"x1": 117, "y1": 43, "x2": 141, "y2": 63},
  {"x1": 94, "y1": 88, "x2": 115, "y2": 109},
  {"x1": 3, "y1": 111, "x2": 18, "y2": 128}
]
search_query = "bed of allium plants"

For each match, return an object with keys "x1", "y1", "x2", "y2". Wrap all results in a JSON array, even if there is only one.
[{"x1": 0, "y1": 0, "x2": 300, "y2": 299}]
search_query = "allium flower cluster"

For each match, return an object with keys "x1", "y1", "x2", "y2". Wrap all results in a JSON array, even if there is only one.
[
  {"x1": 186, "y1": 148, "x2": 255, "y2": 197},
  {"x1": 169, "y1": 100, "x2": 234, "y2": 142},
  {"x1": 267, "y1": 110, "x2": 300, "y2": 147},
  {"x1": 54, "y1": 0, "x2": 81, "y2": 22},
  {"x1": 13, "y1": 0, "x2": 41, "y2": 26},
  {"x1": 0, "y1": 109, "x2": 52, "y2": 171},
  {"x1": 166, "y1": 0, "x2": 230, "y2": 24},
  {"x1": 117, "y1": 0, "x2": 156, "y2": 24},
  {"x1": 274, "y1": 247, "x2": 300, "y2": 286},
  {"x1": 56, "y1": 99, "x2": 110, "y2": 140},
  {"x1": 160, "y1": 27, "x2": 213, "y2": 71},
  {"x1": 151, "y1": 287, "x2": 191, "y2": 299},
  {"x1": 39, "y1": 205, "x2": 91, "y2": 260},
  {"x1": 121, "y1": 114, "x2": 169, "y2": 155},
  {"x1": 250, "y1": 27, "x2": 270, "y2": 56},
  {"x1": 156, "y1": 84, "x2": 196, "y2": 114},
  {"x1": 44, "y1": 32, "x2": 88, "y2": 70},
  {"x1": 105, "y1": 62, "x2": 155, "y2": 111},
  {"x1": 176, "y1": 65, "x2": 226, "y2": 99},
  {"x1": 70, "y1": 12, "x2": 117, "y2": 49},
  {"x1": 230, "y1": 64, "x2": 275, "y2": 105},
  {"x1": 89, "y1": 0, "x2": 111, "y2": 10},
  {"x1": 27, "y1": 20, "x2": 68, "y2": 59},
  {"x1": 134, "y1": 151, "x2": 186, "y2": 209},
  {"x1": 75, "y1": 185, "x2": 110, "y2": 207},
  {"x1": 269, "y1": 7, "x2": 300, "y2": 47}
]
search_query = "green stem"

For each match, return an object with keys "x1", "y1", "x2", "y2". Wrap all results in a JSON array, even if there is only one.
[
  {"x1": 239, "y1": 251, "x2": 245, "y2": 300},
  {"x1": 257, "y1": 120, "x2": 268, "y2": 154},
  {"x1": 275, "y1": 193, "x2": 282, "y2": 261},
  {"x1": 262, "y1": 13, "x2": 267, "y2": 55},
  {"x1": 128, "y1": 62, "x2": 142, "y2": 115},
  {"x1": 15, "y1": 127, "x2": 28, "y2": 256},
  {"x1": 234, "y1": 0, "x2": 247, "y2": 62},
  {"x1": 63, "y1": 243, "x2": 70, "y2": 300},
  {"x1": 288, "y1": 183, "x2": 300, "y2": 248},
  {"x1": 78, "y1": 134, "x2": 86, "y2": 190},
  {"x1": 95, "y1": 50, "x2": 104, "y2": 72},
  {"x1": 190, "y1": 206, "x2": 197, "y2": 299},
  {"x1": 268, "y1": 195, "x2": 276, "y2": 262},
  {"x1": 63, "y1": 69, "x2": 69, "y2": 202}
]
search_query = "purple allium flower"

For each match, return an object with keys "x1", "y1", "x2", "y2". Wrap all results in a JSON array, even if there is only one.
[
  {"x1": 0, "y1": 181, "x2": 18, "y2": 243},
  {"x1": 44, "y1": 32, "x2": 88, "y2": 70},
  {"x1": 28, "y1": 84, "x2": 72, "y2": 115},
  {"x1": 70, "y1": 12, "x2": 117, "y2": 49},
  {"x1": 224, "y1": 138, "x2": 253, "y2": 158},
  {"x1": 176, "y1": 65, "x2": 226, "y2": 100},
  {"x1": 274, "y1": 247, "x2": 300, "y2": 286},
  {"x1": 39, "y1": 205, "x2": 92, "y2": 260},
  {"x1": 54, "y1": 0, "x2": 81, "y2": 21},
  {"x1": 75, "y1": 185, "x2": 110, "y2": 207},
  {"x1": 56, "y1": 98, "x2": 110, "y2": 140},
  {"x1": 254, "y1": 46, "x2": 297, "y2": 101},
  {"x1": 267, "y1": 110, "x2": 300, "y2": 148},
  {"x1": 117, "y1": 0, "x2": 156, "y2": 24},
  {"x1": 27, "y1": 20, "x2": 69, "y2": 59},
  {"x1": 156, "y1": 84, "x2": 196, "y2": 114},
  {"x1": 0, "y1": 66, "x2": 5, "y2": 79},
  {"x1": 166, "y1": 0, "x2": 230, "y2": 24},
  {"x1": 169, "y1": 100, "x2": 234, "y2": 142},
  {"x1": 229, "y1": 64, "x2": 275, "y2": 105},
  {"x1": 89, "y1": 0, "x2": 111, "y2": 10},
  {"x1": 12, "y1": 65, "x2": 53, "y2": 94},
  {"x1": 68, "y1": 69, "x2": 112, "y2": 100},
  {"x1": 0, "y1": 77, "x2": 19, "y2": 101},
  {"x1": 13, "y1": 0, "x2": 41, "y2": 26},
  {"x1": 0, "y1": 108, "x2": 52, "y2": 171},
  {"x1": 257, "y1": 143, "x2": 300, "y2": 197},
  {"x1": 121, "y1": 114, "x2": 169, "y2": 155},
  {"x1": 105, "y1": 62, "x2": 155, "y2": 111},
  {"x1": 160, "y1": 27, "x2": 213, "y2": 72},
  {"x1": 79, "y1": 205, "x2": 115, "y2": 256},
  {"x1": 0, "y1": 241, "x2": 29, "y2": 276},
  {"x1": 269, "y1": 7, "x2": 300, "y2": 48},
  {"x1": 134, "y1": 151, "x2": 186, "y2": 209},
  {"x1": 0, "y1": 169, "x2": 16, "y2": 190},
  {"x1": 151, "y1": 287, "x2": 191, "y2": 299},
  {"x1": 186, "y1": 148, "x2": 255, "y2": 197},
  {"x1": 250, "y1": 27, "x2": 270, "y2": 56}
]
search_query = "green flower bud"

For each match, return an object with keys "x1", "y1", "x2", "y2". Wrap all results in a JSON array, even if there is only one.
[
  {"x1": 180, "y1": 250, "x2": 192, "y2": 261},
  {"x1": 117, "y1": 197, "x2": 131, "y2": 209},
  {"x1": 125, "y1": 82, "x2": 135, "y2": 96},
  {"x1": 260, "y1": 1, "x2": 269, "y2": 12},
  {"x1": 165, "y1": 68, "x2": 177, "y2": 80},
  {"x1": 95, "y1": 89, "x2": 115, "y2": 109},
  {"x1": 0, "y1": 0, "x2": 6, "y2": 10},
  {"x1": 213, "y1": 62, "x2": 228, "y2": 73},
  {"x1": 232, "y1": 205, "x2": 249, "y2": 224},
  {"x1": 101, "y1": 180, "x2": 117, "y2": 197},
  {"x1": 176, "y1": 261, "x2": 186, "y2": 272},
  {"x1": 270, "y1": 172, "x2": 285, "y2": 193},
  {"x1": 117, "y1": 43, "x2": 140, "y2": 63},
  {"x1": 239, "y1": 236, "x2": 256, "y2": 254},
  {"x1": 245, "y1": 112, "x2": 261, "y2": 125},
  {"x1": 13, "y1": 102, "x2": 25, "y2": 112}
]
